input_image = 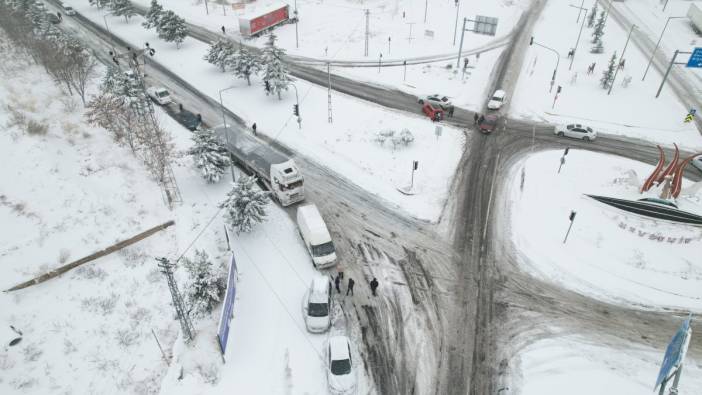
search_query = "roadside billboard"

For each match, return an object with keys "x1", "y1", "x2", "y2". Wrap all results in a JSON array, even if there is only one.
[{"x1": 217, "y1": 249, "x2": 238, "y2": 357}]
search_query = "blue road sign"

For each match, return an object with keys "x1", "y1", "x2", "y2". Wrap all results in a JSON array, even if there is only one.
[
  {"x1": 690, "y1": 108, "x2": 697, "y2": 116},
  {"x1": 217, "y1": 252, "x2": 238, "y2": 357},
  {"x1": 654, "y1": 316, "x2": 692, "y2": 390},
  {"x1": 687, "y1": 48, "x2": 702, "y2": 68}
]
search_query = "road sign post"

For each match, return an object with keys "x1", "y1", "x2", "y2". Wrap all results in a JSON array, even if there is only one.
[
  {"x1": 410, "y1": 160, "x2": 418, "y2": 189},
  {"x1": 558, "y1": 155, "x2": 566, "y2": 174},
  {"x1": 563, "y1": 210, "x2": 576, "y2": 243}
]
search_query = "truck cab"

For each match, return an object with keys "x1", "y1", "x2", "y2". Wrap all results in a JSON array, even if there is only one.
[{"x1": 271, "y1": 160, "x2": 304, "y2": 206}]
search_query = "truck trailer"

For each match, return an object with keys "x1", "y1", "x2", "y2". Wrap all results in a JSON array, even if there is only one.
[
  {"x1": 214, "y1": 125, "x2": 305, "y2": 206},
  {"x1": 239, "y1": 3, "x2": 293, "y2": 38}
]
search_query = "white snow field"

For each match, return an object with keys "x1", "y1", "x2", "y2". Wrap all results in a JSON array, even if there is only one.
[
  {"x1": 66, "y1": 0, "x2": 467, "y2": 222},
  {"x1": 500, "y1": 149, "x2": 702, "y2": 311},
  {"x1": 0, "y1": 46, "x2": 360, "y2": 393},
  {"x1": 513, "y1": 335, "x2": 702, "y2": 395},
  {"x1": 126, "y1": 0, "x2": 528, "y2": 112},
  {"x1": 511, "y1": 0, "x2": 702, "y2": 149}
]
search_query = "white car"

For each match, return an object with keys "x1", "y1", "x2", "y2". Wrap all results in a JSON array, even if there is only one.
[
  {"x1": 487, "y1": 89, "x2": 506, "y2": 110},
  {"x1": 62, "y1": 5, "x2": 76, "y2": 16},
  {"x1": 554, "y1": 123, "x2": 597, "y2": 141},
  {"x1": 418, "y1": 94, "x2": 453, "y2": 111},
  {"x1": 327, "y1": 336, "x2": 357, "y2": 395},
  {"x1": 146, "y1": 87, "x2": 172, "y2": 105},
  {"x1": 302, "y1": 276, "x2": 332, "y2": 333}
]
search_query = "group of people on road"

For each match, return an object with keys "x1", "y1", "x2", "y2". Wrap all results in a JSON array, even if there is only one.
[
  {"x1": 473, "y1": 112, "x2": 484, "y2": 125},
  {"x1": 334, "y1": 266, "x2": 379, "y2": 297}
]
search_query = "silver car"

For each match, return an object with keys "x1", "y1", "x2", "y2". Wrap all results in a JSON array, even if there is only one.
[
  {"x1": 554, "y1": 123, "x2": 597, "y2": 141},
  {"x1": 418, "y1": 94, "x2": 453, "y2": 111}
]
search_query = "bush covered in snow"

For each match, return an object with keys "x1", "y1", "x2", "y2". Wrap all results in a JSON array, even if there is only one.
[
  {"x1": 187, "y1": 128, "x2": 231, "y2": 183},
  {"x1": 183, "y1": 250, "x2": 226, "y2": 318},
  {"x1": 375, "y1": 128, "x2": 415, "y2": 150}
]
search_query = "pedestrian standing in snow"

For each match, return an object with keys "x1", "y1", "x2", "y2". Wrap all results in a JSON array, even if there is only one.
[
  {"x1": 252, "y1": 122, "x2": 257, "y2": 135},
  {"x1": 334, "y1": 275, "x2": 341, "y2": 293},
  {"x1": 478, "y1": 114, "x2": 485, "y2": 125},
  {"x1": 473, "y1": 113, "x2": 479, "y2": 125},
  {"x1": 448, "y1": 106, "x2": 455, "y2": 118},
  {"x1": 336, "y1": 264, "x2": 344, "y2": 280},
  {"x1": 221, "y1": 26, "x2": 226, "y2": 34},
  {"x1": 346, "y1": 278, "x2": 355, "y2": 296},
  {"x1": 370, "y1": 278, "x2": 379, "y2": 296}
]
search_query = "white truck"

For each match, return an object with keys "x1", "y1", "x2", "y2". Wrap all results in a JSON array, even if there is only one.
[
  {"x1": 214, "y1": 125, "x2": 305, "y2": 206},
  {"x1": 297, "y1": 204, "x2": 336, "y2": 268},
  {"x1": 689, "y1": 4, "x2": 702, "y2": 34}
]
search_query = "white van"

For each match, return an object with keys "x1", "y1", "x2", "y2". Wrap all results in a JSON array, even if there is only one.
[
  {"x1": 302, "y1": 275, "x2": 332, "y2": 333},
  {"x1": 297, "y1": 204, "x2": 336, "y2": 268}
]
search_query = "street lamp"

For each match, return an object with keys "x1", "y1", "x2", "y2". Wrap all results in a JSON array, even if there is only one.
[
  {"x1": 608, "y1": 23, "x2": 636, "y2": 95},
  {"x1": 568, "y1": 4, "x2": 587, "y2": 71},
  {"x1": 642, "y1": 16, "x2": 685, "y2": 81},
  {"x1": 530, "y1": 36, "x2": 561, "y2": 92},
  {"x1": 218, "y1": 86, "x2": 238, "y2": 182}
]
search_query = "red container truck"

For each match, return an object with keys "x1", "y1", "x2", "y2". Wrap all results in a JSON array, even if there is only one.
[{"x1": 239, "y1": 3, "x2": 293, "y2": 37}]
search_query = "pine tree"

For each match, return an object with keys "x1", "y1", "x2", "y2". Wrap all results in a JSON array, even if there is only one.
[
  {"x1": 203, "y1": 39, "x2": 236, "y2": 72},
  {"x1": 600, "y1": 51, "x2": 617, "y2": 89},
  {"x1": 157, "y1": 10, "x2": 188, "y2": 49},
  {"x1": 88, "y1": 0, "x2": 110, "y2": 9},
  {"x1": 110, "y1": 0, "x2": 136, "y2": 23},
  {"x1": 261, "y1": 34, "x2": 292, "y2": 99},
  {"x1": 587, "y1": 3, "x2": 598, "y2": 28},
  {"x1": 142, "y1": 0, "x2": 163, "y2": 30},
  {"x1": 231, "y1": 46, "x2": 261, "y2": 85},
  {"x1": 219, "y1": 175, "x2": 270, "y2": 234},
  {"x1": 182, "y1": 249, "x2": 226, "y2": 318},
  {"x1": 591, "y1": 10, "x2": 606, "y2": 44},
  {"x1": 187, "y1": 128, "x2": 231, "y2": 183}
]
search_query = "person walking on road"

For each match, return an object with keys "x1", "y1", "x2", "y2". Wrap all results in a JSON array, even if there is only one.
[
  {"x1": 346, "y1": 278, "x2": 355, "y2": 296},
  {"x1": 336, "y1": 264, "x2": 344, "y2": 280},
  {"x1": 473, "y1": 113, "x2": 479, "y2": 125},
  {"x1": 334, "y1": 275, "x2": 341, "y2": 293},
  {"x1": 370, "y1": 278, "x2": 379, "y2": 296},
  {"x1": 252, "y1": 122, "x2": 257, "y2": 135},
  {"x1": 478, "y1": 114, "x2": 485, "y2": 125},
  {"x1": 221, "y1": 26, "x2": 226, "y2": 34},
  {"x1": 448, "y1": 106, "x2": 455, "y2": 118}
]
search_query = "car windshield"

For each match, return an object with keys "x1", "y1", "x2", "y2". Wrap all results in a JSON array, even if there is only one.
[
  {"x1": 157, "y1": 91, "x2": 169, "y2": 97},
  {"x1": 312, "y1": 241, "x2": 335, "y2": 257},
  {"x1": 491, "y1": 96, "x2": 503, "y2": 102},
  {"x1": 279, "y1": 180, "x2": 303, "y2": 191},
  {"x1": 331, "y1": 358, "x2": 351, "y2": 375},
  {"x1": 308, "y1": 302, "x2": 328, "y2": 317},
  {"x1": 483, "y1": 118, "x2": 497, "y2": 126}
]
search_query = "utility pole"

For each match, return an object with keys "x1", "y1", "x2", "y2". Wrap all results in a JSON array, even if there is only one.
[
  {"x1": 456, "y1": 18, "x2": 467, "y2": 69},
  {"x1": 364, "y1": 9, "x2": 370, "y2": 57},
  {"x1": 403, "y1": 60, "x2": 407, "y2": 81},
  {"x1": 453, "y1": 0, "x2": 460, "y2": 45},
  {"x1": 568, "y1": 5, "x2": 587, "y2": 71},
  {"x1": 294, "y1": 0, "x2": 299, "y2": 49},
  {"x1": 156, "y1": 258, "x2": 194, "y2": 342},
  {"x1": 608, "y1": 24, "x2": 636, "y2": 95},
  {"x1": 424, "y1": 0, "x2": 428, "y2": 23},
  {"x1": 378, "y1": 53, "x2": 382, "y2": 73},
  {"x1": 655, "y1": 49, "x2": 692, "y2": 98},
  {"x1": 327, "y1": 62, "x2": 333, "y2": 123},
  {"x1": 406, "y1": 22, "x2": 415, "y2": 43},
  {"x1": 575, "y1": 0, "x2": 584, "y2": 23}
]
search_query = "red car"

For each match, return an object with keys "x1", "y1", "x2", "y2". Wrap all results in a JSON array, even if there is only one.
[
  {"x1": 478, "y1": 114, "x2": 498, "y2": 133},
  {"x1": 422, "y1": 103, "x2": 445, "y2": 121}
]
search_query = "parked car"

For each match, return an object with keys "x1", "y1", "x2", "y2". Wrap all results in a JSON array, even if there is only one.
[
  {"x1": 422, "y1": 102, "x2": 444, "y2": 121},
  {"x1": 418, "y1": 94, "x2": 453, "y2": 111},
  {"x1": 146, "y1": 87, "x2": 173, "y2": 105},
  {"x1": 62, "y1": 5, "x2": 76, "y2": 16},
  {"x1": 302, "y1": 276, "x2": 332, "y2": 333},
  {"x1": 554, "y1": 123, "x2": 597, "y2": 141},
  {"x1": 692, "y1": 156, "x2": 702, "y2": 173},
  {"x1": 487, "y1": 89, "x2": 506, "y2": 110},
  {"x1": 297, "y1": 204, "x2": 336, "y2": 269},
  {"x1": 327, "y1": 336, "x2": 357, "y2": 395},
  {"x1": 478, "y1": 114, "x2": 498, "y2": 134}
]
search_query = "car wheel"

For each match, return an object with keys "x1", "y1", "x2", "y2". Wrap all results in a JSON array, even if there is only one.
[
  {"x1": 582, "y1": 136, "x2": 590, "y2": 141},
  {"x1": 557, "y1": 132, "x2": 564, "y2": 137}
]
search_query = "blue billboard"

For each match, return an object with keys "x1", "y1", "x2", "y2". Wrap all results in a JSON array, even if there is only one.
[
  {"x1": 217, "y1": 252, "x2": 238, "y2": 358},
  {"x1": 654, "y1": 316, "x2": 692, "y2": 390}
]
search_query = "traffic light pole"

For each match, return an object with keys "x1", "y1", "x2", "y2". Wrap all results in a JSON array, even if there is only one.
[
  {"x1": 529, "y1": 37, "x2": 560, "y2": 92},
  {"x1": 291, "y1": 83, "x2": 301, "y2": 129}
]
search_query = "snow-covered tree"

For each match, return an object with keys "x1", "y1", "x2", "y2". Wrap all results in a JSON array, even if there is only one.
[
  {"x1": 110, "y1": 0, "x2": 136, "y2": 23},
  {"x1": 591, "y1": 10, "x2": 606, "y2": 44},
  {"x1": 231, "y1": 46, "x2": 261, "y2": 85},
  {"x1": 157, "y1": 10, "x2": 187, "y2": 48},
  {"x1": 600, "y1": 51, "x2": 617, "y2": 89},
  {"x1": 203, "y1": 39, "x2": 236, "y2": 72},
  {"x1": 182, "y1": 249, "x2": 226, "y2": 318},
  {"x1": 587, "y1": 3, "x2": 598, "y2": 28},
  {"x1": 88, "y1": 0, "x2": 111, "y2": 9},
  {"x1": 261, "y1": 33, "x2": 292, "y2": 99},
  {"x1": 219, "y1": 175, "x2": 270, "y2": 234},
  {"x1": 187, "y1": 128, "x2": 231, "y2": 183},
  {"x1": 142, "y1": 0, "x2": 163, "y2": 30}
]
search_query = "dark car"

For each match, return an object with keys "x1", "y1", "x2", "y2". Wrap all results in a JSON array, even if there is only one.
[
  {"x1": 48, "y1": 13, "x2": 61, "y2": 24},
  {"x1": 478, "y1": 114, "x2": 498, "y2": 133}
]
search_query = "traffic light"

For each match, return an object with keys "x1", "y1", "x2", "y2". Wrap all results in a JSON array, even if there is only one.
[
  {"x1": 293, "y1": 104, "x2": 299, "y2": 116},
  {"x1": 529, "y1": 36, "x2": 534, "y2": 46}
]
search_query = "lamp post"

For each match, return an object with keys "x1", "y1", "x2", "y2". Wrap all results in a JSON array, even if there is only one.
[
  {"x1": 294, "y1": 0, "x2": 299, "y2": 48},
  {"x1": 453, "y1": 0, "x2": 460, "y2": 45},
  {"x1": 642, "y1": 16, "x2": 685, "y2": 81},
  {"x1": 378, "y1": 53, "x2": 383, "y2": 73},
  {"x1": 530, "y1": 36, "x2": 561, "y2": 92},
  {"x1": 608, "y1": 23, "x2": 636, "y2": 95},
  {"x1": 218, "y1": 86, "x2": 238, "y2": 182},
  {"x1": 568, "y1": 4, "x2": 587, "y2": 71}
]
